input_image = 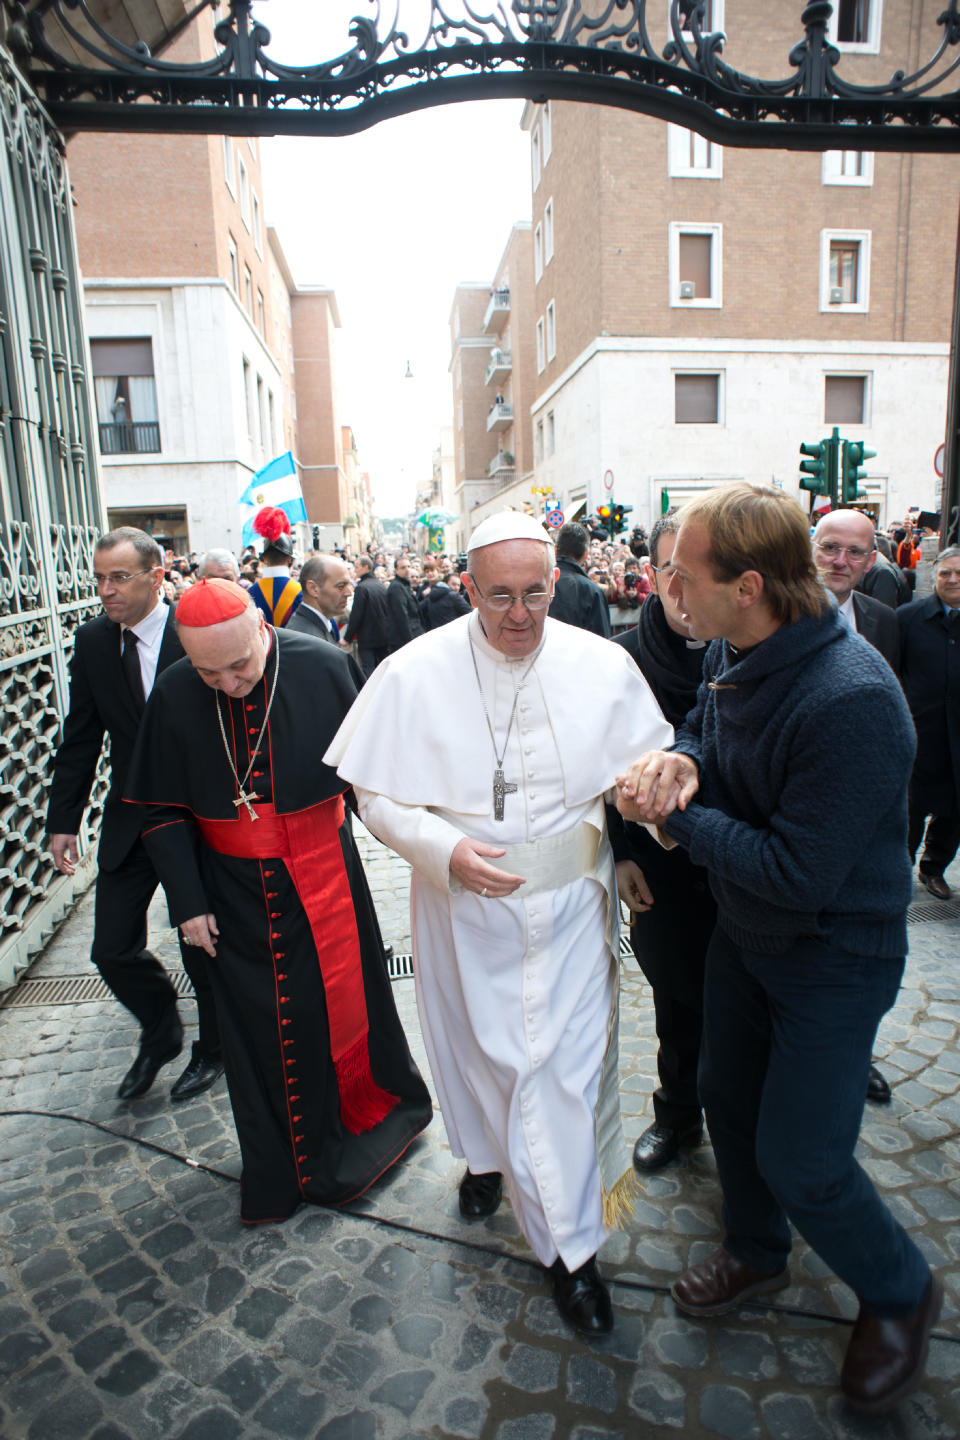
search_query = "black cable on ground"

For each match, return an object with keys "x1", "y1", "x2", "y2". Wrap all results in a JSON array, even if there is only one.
[{"x1": 2, "y1": 1107, "x2": 957, "y2": 1343}]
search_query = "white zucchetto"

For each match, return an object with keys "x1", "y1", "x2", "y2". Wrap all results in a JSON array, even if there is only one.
[{"x1": 466, "y1": 511, "x2": 555, "y2": 553}]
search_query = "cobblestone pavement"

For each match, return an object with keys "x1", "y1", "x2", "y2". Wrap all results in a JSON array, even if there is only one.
[{"x1": 1, "y1": 828, "x2": 959, "y2": 1439}]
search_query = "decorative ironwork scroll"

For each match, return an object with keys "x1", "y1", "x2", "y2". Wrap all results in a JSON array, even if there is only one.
[
  {"x1": 0, "y1": 44, "x2": 105, "y2": 989},
  {"x1": 7, "y1": 0, "x2": 960, "y2": 151}
]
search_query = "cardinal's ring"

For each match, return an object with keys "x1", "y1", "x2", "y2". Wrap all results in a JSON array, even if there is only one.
[{"x1": 481, "y1": 887, "x2": 488, "y2": 898}]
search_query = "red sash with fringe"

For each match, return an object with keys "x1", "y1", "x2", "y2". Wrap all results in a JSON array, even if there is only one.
[{"x1": 198, "y1": 795, "x2": 398, "y2": 1135}]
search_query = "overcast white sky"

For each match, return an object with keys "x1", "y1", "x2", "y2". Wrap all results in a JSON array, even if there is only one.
[{"x1": 258, "y1": 2, "x2": 532, "y2": 518}]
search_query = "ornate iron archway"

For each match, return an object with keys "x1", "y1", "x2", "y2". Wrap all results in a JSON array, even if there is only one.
[
  {"x1": 10, "y1": 0, "x2": 960, "y2": 151},
  {"x1": 1, "y1": 0, "x2": 959, "y2": 985}
]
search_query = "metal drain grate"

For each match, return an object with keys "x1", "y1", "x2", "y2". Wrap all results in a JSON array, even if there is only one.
[
  {"x1": 906, "y1": 899, "x2": 960, "y2": 924},
  {"x1": 387, "y1": 951, "x2": 415, "y2": 981},
  {"x1": 2, "y1": 970, "x2": 198, "y2": 1009},
  {"x1": 3, "y1": 955, "x2": 418, "y2": 1009}
]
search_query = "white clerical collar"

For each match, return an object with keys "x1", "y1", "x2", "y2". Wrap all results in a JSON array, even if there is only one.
[{"x1": 468, "y1": 608, "x2": 547, "y2": 667}]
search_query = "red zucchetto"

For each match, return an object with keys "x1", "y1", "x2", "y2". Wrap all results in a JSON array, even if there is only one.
[{"x1": 175, "y1": 577, "x2": 250, "y2": 627}]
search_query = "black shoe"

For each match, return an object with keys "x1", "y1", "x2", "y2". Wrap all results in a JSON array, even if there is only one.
[
  {"x1": 919, "y1": 872, "x2": 951, "y2": 900},
  {"x1": 550, "y1": 1255, "x2": 614, "y2": 1335},
  {"x1": 866, "y1": 1065, "x2": 892, "y2": 1104},
  {"x1": 170, "y1": 1043, "x2": 224, "y2": 1103},
  {"x1": 458, "y1": 1169, "x2": 503, "y2": 1218},
  {"x1": 633, "y1": 1120, "x2": 703, "y2": 1172},
  {"x1": 117, "y1": 1033, "x2": 183, "y2": 1100}
]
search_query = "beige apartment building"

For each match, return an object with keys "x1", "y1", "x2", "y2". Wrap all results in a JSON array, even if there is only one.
[
  {"x1": 463, "y1": 1, "x2": 954, "y2": 533},
  {"x1": 66, "y1": 12, "x2": 359, "y2": 554},
  {"x1": 450, "y1": 224, "x2": 538, "y2": 537}
]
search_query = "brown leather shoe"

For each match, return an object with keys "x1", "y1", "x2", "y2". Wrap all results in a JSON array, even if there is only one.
[
  {"x1": 920, "y1": 872, "x2": 952, "y2": 900},
  {"x1": 671, "y1": 1248, "x2": 789, "y2": 1317},
  {"x1": 841, "y1": 1271, "x2": 943, "y2": 1414}
]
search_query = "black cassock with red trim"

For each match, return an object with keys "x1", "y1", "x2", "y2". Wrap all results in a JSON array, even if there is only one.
[{"x1": 125, "y1": 627, "x2": 431, "y2": 1222}]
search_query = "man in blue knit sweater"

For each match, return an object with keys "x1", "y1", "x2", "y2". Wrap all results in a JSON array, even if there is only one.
[{"x1": 617, "y1": 484, "x2": 938, "y2": 1416}]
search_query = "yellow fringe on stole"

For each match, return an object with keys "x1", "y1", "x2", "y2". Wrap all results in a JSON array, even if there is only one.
[{"x1": 601, "y1": 1165, "x2": 639, "y2": 1232}]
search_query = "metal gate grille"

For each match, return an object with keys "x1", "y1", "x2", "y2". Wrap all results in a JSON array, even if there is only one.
[{"x1": 0, "y1": 44, "x2": 106, "y2": 992}]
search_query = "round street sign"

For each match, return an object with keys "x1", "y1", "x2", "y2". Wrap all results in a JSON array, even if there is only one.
[
  {"x1": 935, "y1": 443, "x2": 946, "y2": 478},
  {"x1": 545, "y1": 508, "x2": 564, "y2": 529},
  {"x1": 603, "y1": 469, "x2": 614, "y2": 492}
]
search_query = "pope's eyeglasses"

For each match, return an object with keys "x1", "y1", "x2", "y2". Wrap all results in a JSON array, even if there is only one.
[{"x1": 471, "y1": 584, "x2": 551, "y2": 612}]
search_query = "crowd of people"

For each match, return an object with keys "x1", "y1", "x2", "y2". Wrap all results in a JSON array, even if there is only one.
[{"x1": 44, "y1": 488, "x2": 959, "y2": 1417}]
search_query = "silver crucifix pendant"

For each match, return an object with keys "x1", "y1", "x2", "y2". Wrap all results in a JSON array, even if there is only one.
[
  {"x1": 233, "y1": 790, "x2": 260, "y2": 820},
  {"x1": 492, "y1": 767, "x2": 517, "y2": 822}
]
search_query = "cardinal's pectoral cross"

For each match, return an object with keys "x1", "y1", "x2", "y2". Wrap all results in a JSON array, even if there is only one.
[
  {"x1": 233, "y1": 789, "x2": 260, "y2": 820},
  {"x1": 492, "y1": 768, "x2": 517, "y2": 822}
]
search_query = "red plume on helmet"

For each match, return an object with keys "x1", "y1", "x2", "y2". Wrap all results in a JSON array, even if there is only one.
[{"x1": 252, "y1": 506, "x2": 292, "y2": 544}]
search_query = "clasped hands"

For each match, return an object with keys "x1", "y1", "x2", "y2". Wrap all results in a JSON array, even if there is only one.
[{"x1": 615, "y1": 750, "x2": 699, "y2": 826}]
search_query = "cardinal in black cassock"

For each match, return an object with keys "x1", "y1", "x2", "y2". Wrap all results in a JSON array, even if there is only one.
[{"x1": 124, "y1": 578, "x2": 431, "y2": 1222}]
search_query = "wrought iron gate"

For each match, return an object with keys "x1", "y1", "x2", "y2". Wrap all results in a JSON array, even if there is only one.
[{"x1": 0, "y1": 44, "x2": 104, "y2": 988}]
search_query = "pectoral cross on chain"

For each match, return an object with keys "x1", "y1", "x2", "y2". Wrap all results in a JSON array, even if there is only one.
[
  {"x1": 233, "y1": 789, "x2": 260, "y2": 821},
  {"x1": 492, "y1": 768, "x2": 517, "y2": 822}
]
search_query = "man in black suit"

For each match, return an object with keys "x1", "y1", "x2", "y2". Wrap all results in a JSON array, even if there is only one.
[
  {"x1": 287, "y1": 554, "x2": 353, "y2": 645},
  {"x1": 385, "y1": 553, "x2": 425, "y2": 653},
  {"x1": 812, "y1": 510, "x2": 900, "y2": 672},
  {"x1": 817, "y1": 512, "x2": 903, "y2": 673},
  {"x1": 898, "y1": 545, "x2": 960, "y2": 900},
  {"x1": 812, "y1": 508, "x2": 901, "y2": 1105},
  {"x1": 548, "y1": 522, "x2": 612, "y2": 637},
  {"x1": 47, "y1": 529, "x2": 222, "y2": 1102},
  {"x1": 343, "y1": 555, "x2": 390, "y2": 676}
]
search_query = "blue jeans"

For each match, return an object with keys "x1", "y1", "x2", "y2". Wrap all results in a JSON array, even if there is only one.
[{"x1": 699, "y1": 928, "x2": 929, "y2": 1316}]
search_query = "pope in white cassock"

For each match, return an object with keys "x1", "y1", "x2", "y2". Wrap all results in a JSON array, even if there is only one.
[{"x1": 325, "y1": 512, "x2": 673, "y2": 1333}]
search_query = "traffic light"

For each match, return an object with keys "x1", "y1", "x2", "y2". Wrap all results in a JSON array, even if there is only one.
[
  {"x1": 596, "y1": 504, "x2": 612, "y2": 526},
  {"x1": 798, "y1": 440, "x2": 829, "y2": 495},
  {"x1": 841, "y1": 440, "x2": 877, "y2": 503},
  {"x1": 798, "y1": 427, "x2": 840, "y2": 504},
  {"x1": 611, "y1": 501, "x2": 633, "y2": 534}
]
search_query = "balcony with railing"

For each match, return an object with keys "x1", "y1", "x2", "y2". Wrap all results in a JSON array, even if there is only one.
[
  {"x1": 98, "y1": 421, "x2": 162, "y2": 455},
  {"x1": 486, "y1": 401, "x2": 513, "y2": 433},
  {"x1": 484, "y1": 348, "x2": 512, "y2": 386},
  {"x1": 482, "y1": 287, "x2": 510, "y2": 335},
  {"x1": 486, "y1": 452, "x2": 516, "y2": 488}
]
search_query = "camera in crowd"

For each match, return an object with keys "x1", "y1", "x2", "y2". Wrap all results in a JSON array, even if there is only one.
[{"x1": 628, "y1": 525, "x2": 648, "y2": 560}]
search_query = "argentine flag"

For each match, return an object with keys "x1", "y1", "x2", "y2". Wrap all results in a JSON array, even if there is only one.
[{"x1": 239, "y1": 452, "x2": 307, "y2": 546}]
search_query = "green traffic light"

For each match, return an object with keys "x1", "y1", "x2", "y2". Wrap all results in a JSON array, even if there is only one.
[
  {"x1": 841, "y1": 439, "x2": 877, "y2": 502},
  {"x1": 799, "y1": 440, "x2": 828, "y2": 494}
]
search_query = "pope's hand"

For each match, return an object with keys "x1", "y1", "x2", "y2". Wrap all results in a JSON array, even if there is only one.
[
  {"x1": 450, "y1": 838, "x2": 525, "y2": 898},
  {"x1": 180, "y1": 914, "x2": 219, "y2": 957},
  {"x1": 616, "y1": 751, "x2": 699, "y2": 824},
  {"x1": 616, "y1": 859, "x2": 654, "y2": 914}
]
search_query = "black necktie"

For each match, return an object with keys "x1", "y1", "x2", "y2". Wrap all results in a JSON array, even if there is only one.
[{"x1": 121, "y1": 630, "x2": 146, "y2": 715}]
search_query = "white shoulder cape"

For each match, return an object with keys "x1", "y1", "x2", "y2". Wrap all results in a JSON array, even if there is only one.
[{"x1": 325, "y1": 614, "x2": 673, "y2": 817}]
